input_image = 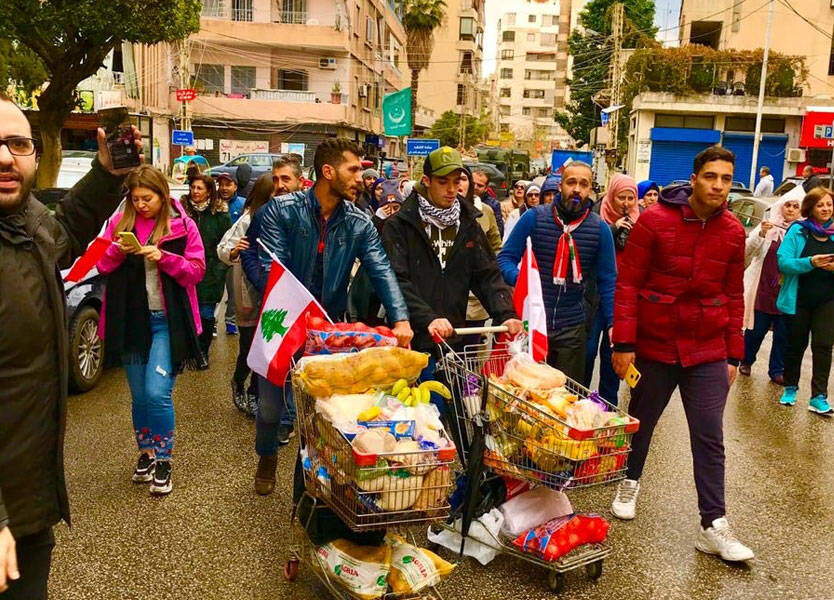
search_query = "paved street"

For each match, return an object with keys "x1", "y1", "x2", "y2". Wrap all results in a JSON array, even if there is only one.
[{"x1": 50, "y1": 333, "x2": 834, "y2": 600}]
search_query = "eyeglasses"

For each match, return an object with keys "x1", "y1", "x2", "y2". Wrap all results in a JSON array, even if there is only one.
[{"x1": 0, "y1": 137, "x2": 37, "y2": 156}]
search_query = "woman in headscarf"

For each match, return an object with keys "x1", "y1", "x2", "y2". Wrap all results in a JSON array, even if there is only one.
[
  {"x1": 502, "y1": 182, "x2": 541, "y2": 243},
  {"x1": 739, "y1": 196, "x2": 801, "y2": 385},
  {"x1": 637, "y1": 180, "x2": 659, "y2": 210},
  {"x1": 585, "y1": 173, "x2": 638, "y2": 405}
]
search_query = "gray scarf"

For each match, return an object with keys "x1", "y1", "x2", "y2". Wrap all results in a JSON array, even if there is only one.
[{"x1": 417, "y1": 194, "x2": 460, "y2": 230}]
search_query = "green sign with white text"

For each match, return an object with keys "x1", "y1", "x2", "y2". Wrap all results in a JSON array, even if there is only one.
[{"x1": 382, "y1": 87, "x2": 412, "y2": 136}]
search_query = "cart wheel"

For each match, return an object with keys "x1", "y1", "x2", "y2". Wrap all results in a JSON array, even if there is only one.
[
  {"x1": 586, "y1": 559, "x2": 603, "y2": 580},
  {"x1": 283, "y1": 558, "x2": 300, "y2": 582},
  {"x1": 547, "y1": 571, "x2": 565, "y2": 594}
]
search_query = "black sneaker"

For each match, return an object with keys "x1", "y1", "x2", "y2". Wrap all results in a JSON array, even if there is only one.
[
  {"x1": 150, "y1": 460, "x2": 173, "y2": 495},
  {"x1": 231, "y1": 381, "x2": 247, "y2": 413},
  {"x1": 132, "y1": 453, "x2": 155, "y2": 483},
  {"x1": 277, "y1": 424, "x2": 294, "y2": 446}
]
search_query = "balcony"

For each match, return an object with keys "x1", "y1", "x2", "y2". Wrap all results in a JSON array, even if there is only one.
[
  {"x1": 250, "y1": 89, "x2": 316, "y2": 102},
  {"x1": 180, "y1": 90, "x2": 350, "y2": 124}
]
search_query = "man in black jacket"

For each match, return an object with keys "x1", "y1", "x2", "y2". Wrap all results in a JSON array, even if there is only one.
[
  {"x1": 382, "y1": 146, "x2": 522, "y2": 357},
  {"x1": 0, "y1": 94, "x2": 140, "y2": 598}
]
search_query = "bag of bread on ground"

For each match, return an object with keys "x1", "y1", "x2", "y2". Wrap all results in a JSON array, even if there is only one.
[
  {"x1": 387, "y1": 534, "x2": 456, "y2": 594},
  {"x1": 296, "y1": 347, "x2": 429, "y2": 397},
  {"x1": 315, "y1": 539, "x2": 392, "y2": 599}
]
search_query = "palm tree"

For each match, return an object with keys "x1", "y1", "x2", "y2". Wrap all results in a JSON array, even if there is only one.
[{"x1": 403, "y1": 0, "x2": 446, "y2": 131}]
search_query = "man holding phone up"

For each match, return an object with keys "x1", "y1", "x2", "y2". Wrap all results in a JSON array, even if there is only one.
[
  {"x1": 610, "y1": 146, "x2": 754, "y2": 562},
  {"x1": 0, "y1": 93, "x2": 143, "y2": 598}
]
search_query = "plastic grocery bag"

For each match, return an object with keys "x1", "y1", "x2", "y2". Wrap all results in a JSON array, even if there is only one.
[
  {"x1": 499, "y1": 486, "x2": 573, "y2": 538},
  {"x1": 387, "y1": 535, "x2": 455, "y2": 594},
  {"x1": 315, "y1": 539, "x2": 392, "y2": 600},
  {"x1": 426, "y1": 509, "x2": 505, "y2": 566}
]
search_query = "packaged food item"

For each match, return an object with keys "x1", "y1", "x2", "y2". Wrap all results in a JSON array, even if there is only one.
[
  {"x1": 352, "y1": 429, "x2": 397, "y2": 455},
  {"x1": 306, "y1": 319, "x2": 397, "y2": 355},
  {"x1": 413, "y1": 465, "x2": 451, "y2": 511},
  {"x1": 315, "y1": 539, "x2": 392, "y2": 599},
  {"x1": 503, "y1": 354, "x2": 567, "y2": 391},
  {"x1": 297, "y1": 347, "x2": 430, "y2": 397},
  {"x1": 511, "y1": 513, "x2": 610, "y2": 562},
  {"x1": 387, "y1": 535, "x2": 455, "y2": 594},
  {"x1": 315, "y1": 394, "x2": 377, "y2": 426},
  {"x1": 499, "y1": 487, "x2": 573, "y2": 537},
  {"x1": 565, "y1": 399, "x2": 608, "y2": 431},
  {"x1": 359, "y1": 420, "x2": 416, "y2": 440},
  {"x1": 378, "y1": 470, "x2": 424, "y2": 511},
  {"x1": 530, "y1": 387, "x2": 579, "y2": 419}
]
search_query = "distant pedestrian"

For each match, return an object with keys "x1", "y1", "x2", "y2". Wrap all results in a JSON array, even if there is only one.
[
  {"x1": 739, "y1": 197, "x2": 800, "y2": 384},
  {"x1": 802, "y1": 164, "x2": 822, "y2": 193},
  {"x1": 637, "y1": 179, "x2": 659, "y2": 210},
  {"x1": 470, "y1": 166, "x2": 505, "y2": 237},
  {"x1": 218, "y1": 174, "x2": 275, "y2": 417},
  {"x1": 502, "y1": 182, "x2": 540, "y2": 243},
  {"x1": 777, "y1": 186, "x2": 834, "y2": 414},
  {"x1": 539, "y1": 174, "x2": 559, "y2": 204},
  {"x1": 215, "y1": 172, "x2": 245, "y2": 336},
  {"x1": 97, "y1": 166, "x2": 205, "y2": 497},
  {"x1": 183, "y1": 174, "x2": 232, "y2": 365},
  {"x1": 611, "y1": 145, "x2": 754, "y2": 562},
  {"x1": 754, "y1": 166, "x2": 774, "y2": 197},
  {"x1": 588, "y1": 173, "x2": 639, "y2": 404},
  {"x1": 501, "y1": 179, "x2": 529, "y2": 223},
  {"x1": 0, "y1": 93, "x2": 140, "y2": 599}
]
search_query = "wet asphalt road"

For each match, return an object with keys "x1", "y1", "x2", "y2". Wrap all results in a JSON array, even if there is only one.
[{"x1": 49, "y1": 332, "x2": 834, "y2": 600}]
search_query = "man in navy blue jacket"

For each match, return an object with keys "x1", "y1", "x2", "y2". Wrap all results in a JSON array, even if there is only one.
[{"x1": 498, "y1": 163, "x2": 617, "y2": 382}]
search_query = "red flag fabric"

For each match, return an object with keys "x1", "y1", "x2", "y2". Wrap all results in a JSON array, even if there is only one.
[{"x1": 63, "y1": 237, "x2": 111, "y2": 283}]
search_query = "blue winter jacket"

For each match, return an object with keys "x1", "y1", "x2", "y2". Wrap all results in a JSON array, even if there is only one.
[
  {"x1": 498, "y1": 201, "x2": 617, "y2": 332},
  {"x1": 227, "y1": 194, "x2": 245, "y2": 224},
  {"x1": 776, "y1": 221, "x2": 834, "y2": 315},
  {"x1": 241, "y1": 187, "x2": 409, "y2": 322}
]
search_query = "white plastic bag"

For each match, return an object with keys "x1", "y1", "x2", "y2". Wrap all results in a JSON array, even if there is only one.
[
  {"x1": 499, "y1": 487, "x2": 573, "y2": 538},
  {"x1": 426, "y1": 509, "x2": 504, "y2": 566}
]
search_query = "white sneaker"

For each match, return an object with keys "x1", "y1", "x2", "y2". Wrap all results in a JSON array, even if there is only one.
[
  {"x1": 696, "y1": 517, "x2": 754, "y2": 562},
  {"x1": 611, "y1": 478, "x2": 640, "y2": 520}
]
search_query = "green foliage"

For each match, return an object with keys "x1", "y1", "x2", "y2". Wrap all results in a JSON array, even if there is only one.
[
  {"x1": 429, "y1": 110, "x2": 492, "y2": 149},
  {"x1": 0, "y1": 40, "x2": 47, "y2": 94},
  {"x1": 557, "y1": 0, "x2": 657, "y2": 145},
  {"x1": 403, "y1": 0, "x2": 446, "y2": 31}
]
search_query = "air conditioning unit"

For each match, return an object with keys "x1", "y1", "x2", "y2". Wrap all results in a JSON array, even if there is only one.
[
  {"x1": 787, "y1": 148, "x2": 806, "y2": 163},
  {"x1": 358, "y1": 84, "x2": 369, "y2": 98},
  {"x1": 319, "y1": 57, "x2": 336, "y2": 69}
]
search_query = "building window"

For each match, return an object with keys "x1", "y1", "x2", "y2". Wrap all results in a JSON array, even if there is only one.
[
  {"x1": 535, "y1": 107, "x2": 551, "y2": 118},
  {"x1": 528, "y1": 14, "x2": 536, "y2": 23},
  {"x1": 460, "y1": 17, "x2": 475, "y2": 40},
  {"x1": 500, "y1": 123, "x2": 510, "y2": 133},
  {"x1": 354, "y1": 4, "x2": 360, "y2": 37},
  {"x1": 279, "y1": 0, "x2": 307, "y2": 24},
  {"x1": 373, "y1": 82, "x2": 380, "y2": 109},
  {"x1": 460, "y1": 51, "x2": 473, "y2": 74},
  {"x1": 499, "y1": 105, "x2": 511, "y2": 116},
  {"x1": 500, "y1": 87, "x2": 511, "y2": 98},
  {"x1": 366, "y1": 15, "x2": 375, "y2": 43},
  {"x1": 276, "y1": 69, "x2": 308, "y2": 91},
  {"x1": 230, "y1": 66, "x2": 255, "y2": 95},
  {"x1": 527, "y1": 32, "x2": 536, "y2": 41},
  {"x1": 526, "y1": 52, "x2": 556, "y2": 62},
  {"x1": 541, "y1": 33, "x2": 556, "y2": 46},
  {"x1": 523, "y1": 89, "x2": 545, "y2": 99},
  {"x1": 525, "y1": 70, "x2": 552, "y2": 80},
  {"x1": 654, "y1": 113, "x2": 714, "y2": 129},
  {"x1": 522, "y1": 107, "x2": 531, "y2": 116},
  {"x1": 457, "y1": 84, "x2": 465, "y2": 105},
  {"x1": 500, "y1": 49, "x2": 514, "y2": 60},
  {"x1": 232, "y1": 0, "x2": 253, "y2": 21},
  {"x1": 545, "y1": 15, "x2": 558, "y2": 27},
  {"x1": 725, "y1": 116, "x2": 785, "y2": 133},
  {"x1": 195, "y1": 64, "x2": 225, "y2": 94},
  {"x1": 500, "y1": 68, "x2": 513, "y2": 79},
  {"x1": 505, "y1": 13, "x2": 516, "y2": 26},
  {"x1": 502, "y1": 30, "x2": 515, "y2": 42}
]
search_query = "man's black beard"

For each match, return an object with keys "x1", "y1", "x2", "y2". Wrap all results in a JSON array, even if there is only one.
[
  {"x1": 0, "y1": 175, "x2": 34, "y2": 216},
  {"x1": 556, "y1": 194, "x2": 590, "y2": 221}
]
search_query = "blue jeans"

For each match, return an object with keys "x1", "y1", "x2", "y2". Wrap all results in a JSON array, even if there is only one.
[
  {"x1": 199, "y1": 303, "x2": 217, "y2": 320},
  {"x1": 744, "y1": 309, "x2": 787, "y2": 379},
  {"x1": 584, "y1": 311, "x2": 620, "y2": 405},
  {"x1": 124, "y1": 311, "x2": 176, "y2": 460},
  {"x1": 255, "y1": 374, "x2": 295, "y2": 456}
]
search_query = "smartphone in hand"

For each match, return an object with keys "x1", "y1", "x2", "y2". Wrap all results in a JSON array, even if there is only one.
[
  {"x1": 118, "y1": 231, "x2": 142, "y2": 252},
  {"x1": 106, "y1": 126, "x2": 141, "y2": 170}
]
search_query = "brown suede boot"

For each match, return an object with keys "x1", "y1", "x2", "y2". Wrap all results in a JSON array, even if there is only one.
[{"x1": 254, "y1": 455, "x2": 278, "y2": 496}]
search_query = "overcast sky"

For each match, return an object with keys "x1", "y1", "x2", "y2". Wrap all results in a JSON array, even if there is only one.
[{"x1": 483, "y1": 0, "x2": 683, "y2": 76}]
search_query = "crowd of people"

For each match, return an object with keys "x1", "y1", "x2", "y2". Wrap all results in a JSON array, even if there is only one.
[{"x1": 5, "y1": 86, "x2": 834, "y2": 596}]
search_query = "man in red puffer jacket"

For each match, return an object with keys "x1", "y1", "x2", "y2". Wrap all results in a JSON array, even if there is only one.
[{"x1": 609, "y1": 145, "x2": 754, "y2": 563}]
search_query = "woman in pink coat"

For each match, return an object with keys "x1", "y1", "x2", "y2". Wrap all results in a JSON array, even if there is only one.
[{"x1": 97, "y1": 165, "x2": 205, "y2": 496}]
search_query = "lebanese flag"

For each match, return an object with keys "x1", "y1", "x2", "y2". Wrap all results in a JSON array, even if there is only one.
[
  {"x1": 247, "y1": 258, "x2": 329, "y2": 386},
  {"x1": 63, "y1": 237, "x2": 111, "y2": 283},
  {"x1": 513, "y1": 238, "x2": 548, "y2": 362}
]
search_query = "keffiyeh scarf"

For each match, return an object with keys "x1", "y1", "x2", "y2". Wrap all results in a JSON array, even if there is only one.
[{"x1": 418, "y1": 194, "x2": 460, "y2": 230}]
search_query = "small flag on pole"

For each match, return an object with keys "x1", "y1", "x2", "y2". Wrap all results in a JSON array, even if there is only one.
[
  {"x1": 63, "y1": 237, "x2": 111, "y2": 283},
  {"x1": 513, "y1": 238, "x2": 548, "y2": 361},
  {"x1": 247, "y1": 246, "x2": 330, "y2": 386}
]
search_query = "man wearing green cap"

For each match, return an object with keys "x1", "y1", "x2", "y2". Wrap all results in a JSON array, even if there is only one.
[{"x1": 382, "y1": 146, "x2": 522, "y2": 362}]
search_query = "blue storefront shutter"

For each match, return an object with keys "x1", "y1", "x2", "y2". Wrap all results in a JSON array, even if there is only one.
[
  {"x1": 648, "y1": 128, "x2": 721, "y2": 187},
  {"x1": 722, "y1": 132, "x2": 787, "y2": 189}
]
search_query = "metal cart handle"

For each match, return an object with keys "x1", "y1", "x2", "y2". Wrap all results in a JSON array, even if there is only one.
[{"x1": 432, "y1": 325, "x2": 509, "y2": 344}]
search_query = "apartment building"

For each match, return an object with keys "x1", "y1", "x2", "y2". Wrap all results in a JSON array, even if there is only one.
[
  {"x1": 415, "y1": 0, "x2": 486, "y2": 133},
  {"x1": 133, "y1": 0, "x2": 408, "y2": 170},
  {"x1": 678, "y1": 0, "x2": 834, "y2": 98},
  {"x1": 495, "y1": 0, "x2": 572, "y2": 148}
]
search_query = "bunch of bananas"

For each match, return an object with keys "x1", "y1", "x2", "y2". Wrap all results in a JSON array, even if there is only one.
[{"x1": 390, "y1": 379, "x2": 451, "y2": 407}]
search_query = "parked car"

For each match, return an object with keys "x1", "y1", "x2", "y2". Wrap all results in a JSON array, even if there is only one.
[
  {"x1": 464, "y1": 161, "x2": 509, "y2": 198},
  {"x1": 63, "y1": 271, "x2": 107, "y2": 392},
  {"x1": 207, "y1": 153, "x2": 286, "y2": 181},
  {"x1": 772, "y1": 175, "x2": 832, "y2": 198},
  {"x1": 728, "y1": 193, "x2": 775, "y2": 233}
]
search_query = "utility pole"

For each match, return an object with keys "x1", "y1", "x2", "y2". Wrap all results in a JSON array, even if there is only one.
[
  {"x1": 459, "y1": 73, "x2": 467, "y2": 150},
  {"x1": 607, "y1": 3, "x2": 624, "y2": 157},
  {"x1": 177, "y1": 39, "x2": 192, "y2": 132},
  {"x1": 749, "y1": 0, "x2": 774, "y2": 190}
]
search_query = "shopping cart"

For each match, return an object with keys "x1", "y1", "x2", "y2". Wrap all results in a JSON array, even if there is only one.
[
  {"x1": 430, "y1": 326, "x2": 639, "y2": 594},
  {"x1": 283, "y1": 357, "x2": 457, "y2": 599}
]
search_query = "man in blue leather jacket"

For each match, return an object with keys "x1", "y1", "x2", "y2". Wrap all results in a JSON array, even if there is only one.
[{"x1": 241, "y1": 138, "x2": 412, "y2": 495}]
